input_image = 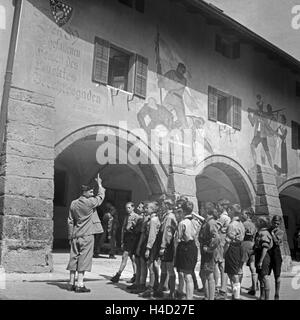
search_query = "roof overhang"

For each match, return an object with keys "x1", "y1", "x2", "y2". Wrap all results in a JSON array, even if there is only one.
[{"x1": 171, "y1": 0, "x2": 300, "y2": 75}]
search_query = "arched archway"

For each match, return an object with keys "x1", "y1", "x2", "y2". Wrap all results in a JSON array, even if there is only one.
[
  {"x1": 53, "y1": 125, "x2": 168, "y2": 249},
  {"x1": 278, "y1": 177, "x2": 300, "y2": 260},
  {"x1": 194, "y1": 155, "x2": 256, "y2": 209}
]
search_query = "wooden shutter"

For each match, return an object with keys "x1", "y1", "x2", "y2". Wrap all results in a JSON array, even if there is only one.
[
  {"x1": 296, "y1": 81, "x2": 300, "y2": 97},
  {"x1": 92, "y1": 37, "x2": 110, "y2": 84},
  {"x1": 292, "y1": 121, "x2": 299, "y2": 150},
  {"x1": 232, "y1": 96, "x2": 242, "y2": 130},
  {"x1": 134, "y1": 54, "x2": 148, "y2": 99},
  {"x1": 232, "y1": 41, "x2": 240, "y2": 59},
  {"x1": 215, "y1": 34, "x2": 222, "y2": 54},
  {"x1": 208, "y1": 86, "x2": 218, "y2": 122},
  {"x1": 135, "y1": 0, "x2": 145, "y2": 12}
]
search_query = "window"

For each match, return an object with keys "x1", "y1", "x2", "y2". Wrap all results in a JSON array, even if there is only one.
[
  {"x1": 118, "y1": 0, "x2": 145, "y2": 13},
  {"x1": 208, "y1": 86, "x2": 242, "y2": 130},
  {"x1": 92, "y1": 36, "x2": 148, "y2": 98},
  {"x1": 292, "y1": 121, "x2": 300, "y2": 150},
  {"x1": 215, "y1": 34, "x2": 240, "y2": 59},
  {"x1": 108, "y1": 47, "x2": 131, "y2": 91},
  {"x1": 296, "y1": 81, "x2": 300, "y2": 97}
]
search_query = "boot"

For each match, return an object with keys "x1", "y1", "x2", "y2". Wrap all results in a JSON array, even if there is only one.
[{"x1": 111, "y1": 272, "x2": 121, "y2": 283}]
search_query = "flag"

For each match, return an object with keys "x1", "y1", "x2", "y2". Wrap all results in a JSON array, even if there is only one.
[{"x1": 50, "y1": 0, "x2": 73, "y2": 27}]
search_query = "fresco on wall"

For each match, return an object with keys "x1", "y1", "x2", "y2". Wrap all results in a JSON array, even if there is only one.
[
  {"x1": 137, "y1": 30, "x2": 213, "y2": 167},
  {"x1": 248, "y1": 94, "x2": 287, "y2": 177}
]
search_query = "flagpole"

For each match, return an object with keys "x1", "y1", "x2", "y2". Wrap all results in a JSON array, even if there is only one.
[{"x1": 155, "y1": 25, "x2": 163, "y2": 105}]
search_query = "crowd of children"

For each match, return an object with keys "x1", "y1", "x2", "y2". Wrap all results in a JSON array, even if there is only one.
[
  {"x1": 66, "y1": 177, "x2": 283, "y2": 300},
  {"x1": 109, "y1": 196, "x2": 284, "y2": 300}
]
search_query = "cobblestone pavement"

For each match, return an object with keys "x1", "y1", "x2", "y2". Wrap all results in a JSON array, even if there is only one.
[{"x1": 0, "y1": 252, "x2": 299, "y2": 300}]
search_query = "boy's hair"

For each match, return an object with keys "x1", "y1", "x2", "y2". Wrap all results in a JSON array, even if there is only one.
[
  {"x1": 163, "y1": 198, "x2": 174, "y2": 210},
  {"x1": 176, "y1": 199, "x2": 186, "y2": 208},
  {"x1": 257, "y1": 216, "x2": 270, "y2": 229},
  {"x1": 204, "y1": 201, "x2": 215, "y2": 211},
  {"x1": 271, "y1": 215, "x2": 282, "y2": 223},
  {"x1": 207, "y1": 208, "x2": 219, "y2": 220},
  {"x1": 81, "y1": 184, "x2": 94, "y2": 193},
  {"x1": 181, "y1": 201, "x2": 194, "y2": 215},
  {"x1": 218, "y1": 199, "x2": 230, "y2": 210}
]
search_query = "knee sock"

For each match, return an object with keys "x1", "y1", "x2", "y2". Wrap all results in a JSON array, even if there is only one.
[
  {"x1": 208, "y1": 278, "x2": 216, "y2": 300},
  {"x1": 251, "y1": 273, "x2": 257, "y2": 291},
  {"x1": 159, "y1": 272, "x2": 168, "y2": 291},
  {"x1": 259, "y1": 281, "x2": 265, "y2": 300},
  {"x1": 233, "y1": 283, "x2": 241, "y2": 299},
  {"x1": 69, "y1": 271, "x2": 76, "y2": 285},
  {"x1": 275, "y1": 279, "x2": 281, "y2": 298},
  {"x1": 169, "y1": 275, "x2": 176, "y2": 294},
  {"x1": 77, "y1": 272, "x2": 84, "y2": 287}
]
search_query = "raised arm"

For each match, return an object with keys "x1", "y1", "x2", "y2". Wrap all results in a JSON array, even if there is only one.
[{"x1": 88, "y1": 174, "x2": 106, "y2": 209}]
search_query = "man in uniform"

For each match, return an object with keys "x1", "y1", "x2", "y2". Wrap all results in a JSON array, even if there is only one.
[{"x1": 67, "y1": 174, "x2": 105, "y2": 293}]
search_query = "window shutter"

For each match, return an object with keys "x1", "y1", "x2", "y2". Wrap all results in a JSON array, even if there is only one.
[
  {"x1": 215, "y1": 34, "x2": 222, "y2": 54},
  {"x1": 296, "y1": 81, "x2": 300, "y2": 97},
  {"x1": 134, "y1": 54, "x2": 148, "y2": 99},
  {"x1": 92, "y1": 37, "x2": 110, "y2": 85},
  {"x1": 135, "y1": 0, "x2": 145, "y2": 12},
  {"x1": 292, "y1": 121, "x2": 299, "y2": 150},
  {"x1": 232, "y1": 97, "x2": 242, "y2": 130},
  {"x1": 226, "y1": 97, "x2": 232, "y2": 126},
  {"x1": 208, "y1": 86, "x2": 218, "y2": 122},
  {"x1": 232, "y1": 41, "x2": 240, "y2": 59}
]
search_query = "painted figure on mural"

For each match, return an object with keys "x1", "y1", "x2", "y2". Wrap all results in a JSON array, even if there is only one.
[
  {"x1": 274, "y1": 114, "x2": 288, "y2": 176},
  {"x1": 157, "y1": 63, "x2": 189, "y2": 129},
  {"x1": 248, "y1": 94, "x2": 275, "y2": 168},
  {"x1": 137, "y1": 97, "x2": 174, "y2": 139}
]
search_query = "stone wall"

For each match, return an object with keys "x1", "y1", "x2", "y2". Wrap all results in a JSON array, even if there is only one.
[
  {"x1": 0, "y1": 87, "x2": 55, "y2": 273},
  {"x1": 255, "y1": 165, "x2": 292, "y2": 271}
]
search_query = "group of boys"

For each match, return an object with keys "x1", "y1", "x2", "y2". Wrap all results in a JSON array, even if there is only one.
[
  {"x1": 109, "y1": 197, "x2": 283, "y2": 300},
  {"x1": 66, "y1": 177, "x2": 283, "y2": 300}
]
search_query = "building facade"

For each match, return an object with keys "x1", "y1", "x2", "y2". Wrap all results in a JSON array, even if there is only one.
[{"x1": 0, "y1": 0, "x2": 300, "y2": 272}]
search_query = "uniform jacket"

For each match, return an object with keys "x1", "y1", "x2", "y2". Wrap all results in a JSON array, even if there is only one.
[
  {"x1": 160, "y1": 211, "x2": 177, "y2": 249},
  {"x1": 198, "y1": 216, "x2": 220, "y2": 252},
  {"x1": 146, "y1": 213, "x2": 161, "y2": 250},
  {"x1": 67, "y1": 187, "x2": 105, "y2": 239}
]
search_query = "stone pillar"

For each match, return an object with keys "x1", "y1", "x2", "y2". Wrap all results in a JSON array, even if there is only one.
[
  {"x1": 167, "y1": 166, "x2": 198, "y2": 211},
  {"x1": 0, "y1": 87, "x2": 55, "y2": 273},
  {"x1": 255, "y1": 165, "x2": 291, "y2": 271}
]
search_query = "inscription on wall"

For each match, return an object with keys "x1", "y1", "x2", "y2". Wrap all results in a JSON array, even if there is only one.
[{"x1": 31, "y1": 10, "x2": 102, "y2": 107}]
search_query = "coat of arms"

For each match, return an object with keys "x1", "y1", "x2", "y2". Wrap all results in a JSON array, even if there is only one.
[{"x1": 50, "y1": 0, "x2": 73, "y2": 27}]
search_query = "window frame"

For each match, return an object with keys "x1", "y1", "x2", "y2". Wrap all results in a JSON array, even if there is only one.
[
  {"x1": 292, "y1": 120, "x2": 300, "y2": 150},
  {"x1": 118, "y1": 0, "x2": 145, "y2": 13},
  {"x1": 92, "y1": 37, "x2": 148, "y2": 98},
  {"x1": 215, "y1": 34, "x2": 240, "y2": 59},
  {"x1": 296, "y1": 81, "x2": 300, "y2": 97},
  {"x1": 208, "y1": 85, "x2": 242, "y2": 130}
]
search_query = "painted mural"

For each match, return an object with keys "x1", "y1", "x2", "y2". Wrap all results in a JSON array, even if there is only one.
[
  {"x1": 137, "y1": 29, "x2": 213, "y2": 168},
  {"x1": 248, "y1": 94, "x2": 288, "y2": 178}
]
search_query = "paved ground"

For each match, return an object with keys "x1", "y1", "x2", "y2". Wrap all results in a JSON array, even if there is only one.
[{"x1": 0, "y1": 252, "x2": 299, "y2": 300}]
